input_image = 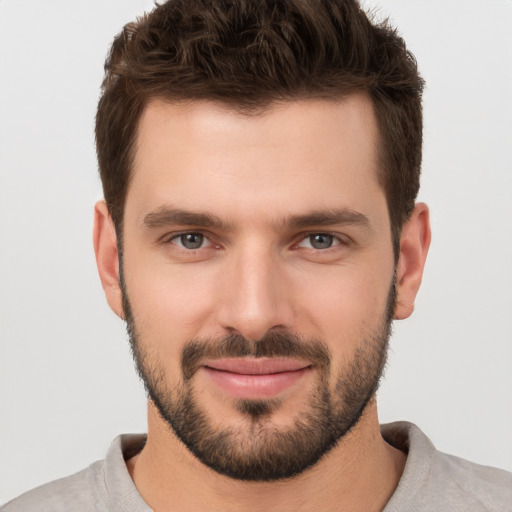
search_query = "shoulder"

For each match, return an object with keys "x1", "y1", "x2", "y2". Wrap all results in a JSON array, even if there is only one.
[
  {"x1": 1, "y1": 434, "x2": 148, "y2": 512},
  {"x1": 429, "y1": 450, "x2": 512, "y2": 509},
  {"x1": 1, "y1": 461, "x2": 104, "y2": 512},
  {"x1": 382, "y1": 421, "x2": 512, "y2": 512}
]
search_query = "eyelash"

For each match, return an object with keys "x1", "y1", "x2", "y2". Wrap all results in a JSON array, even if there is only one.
[
  {"x1": 165, "y1": 231, "x2": 349, "y2": 252},
  {"x1": 167, "y1": 232, "x2": 216, "y2": 251},
  {"x1": 296, "y1": 233, "x2": 343, "y2": 250}
]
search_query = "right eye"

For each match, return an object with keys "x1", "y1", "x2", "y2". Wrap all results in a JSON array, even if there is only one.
[{"x1": 170, "y1": 232, "x2": 210, "y2": 250}]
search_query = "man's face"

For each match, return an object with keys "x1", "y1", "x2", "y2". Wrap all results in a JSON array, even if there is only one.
[{"x1": 120, "y1": 96, "x2": 397, "y2": 480}]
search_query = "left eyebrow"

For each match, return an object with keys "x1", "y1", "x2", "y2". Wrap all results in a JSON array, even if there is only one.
[{"x1": 279, "y1": 209, "x2": 371, "y2": 230}]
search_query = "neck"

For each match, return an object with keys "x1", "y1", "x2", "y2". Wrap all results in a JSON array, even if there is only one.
[{"x1": 127, "y1": 399, "x2": 406, "y2": 512}]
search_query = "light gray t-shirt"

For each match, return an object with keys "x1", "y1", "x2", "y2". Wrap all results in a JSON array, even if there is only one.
[{"x1": 2, "y1": 422, "x2": 511, "y2": 511}]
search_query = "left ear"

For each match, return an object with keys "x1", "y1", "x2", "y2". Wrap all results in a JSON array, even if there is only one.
[{"x1": 394, "y1": 202, "x2": 431, "y2": 320}]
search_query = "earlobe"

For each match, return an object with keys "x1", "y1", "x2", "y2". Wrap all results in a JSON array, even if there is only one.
[
  {"x1": 93, "y1": 200, "x2": 124, "y2": 319},
  {"x1": 394, "y1": 203, "x2": 431, "y2": 320}
]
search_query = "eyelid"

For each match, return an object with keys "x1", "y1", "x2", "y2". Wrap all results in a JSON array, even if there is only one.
[
  {"x1": 163, "y1": 230, "x2": 215, "y2": 248},
  {"x1": 160, "y1": 230, "x2": 350, "y2": 251},
  {"x1": 294, "y1": 232, "x2": 350, "y2": 249}
]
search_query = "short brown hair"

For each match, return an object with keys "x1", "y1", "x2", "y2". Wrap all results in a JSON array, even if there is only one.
[{"x1": 95, "y1": 0, "x2": 424, "y2": 252}]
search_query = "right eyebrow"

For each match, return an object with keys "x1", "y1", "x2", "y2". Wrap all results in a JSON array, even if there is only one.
[{"x1": 142, "y1": 207, "x2": 232, "y2": 231}]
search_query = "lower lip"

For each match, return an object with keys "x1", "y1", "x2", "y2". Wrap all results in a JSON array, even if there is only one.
[{"x1": 201, "y1": 366, "x2": 310, "y2": 399}]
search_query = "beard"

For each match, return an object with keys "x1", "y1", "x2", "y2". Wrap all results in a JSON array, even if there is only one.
[{"x1": 120, "y1": 273, "x2": 395, "y2": 482}]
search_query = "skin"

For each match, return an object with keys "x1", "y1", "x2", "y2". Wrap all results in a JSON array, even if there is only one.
[{"x1": 94, "y1": 95, "x2": 430, "y2": 512}]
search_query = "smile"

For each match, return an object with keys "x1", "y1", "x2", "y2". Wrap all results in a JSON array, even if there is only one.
[{"x1": 201, "y1": 358, "x2": 312, "y2": 399}]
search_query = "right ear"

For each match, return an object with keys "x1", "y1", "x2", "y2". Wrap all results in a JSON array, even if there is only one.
[{"x1": 93, "y1": 200, "x2": 124, "y2": 319}]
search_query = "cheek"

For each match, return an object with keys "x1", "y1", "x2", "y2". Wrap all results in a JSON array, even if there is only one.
[
  {"x1": 123, "y1": 254, "x2": 220, "y2": 365},
  {"x1": 291, "y1": 262, "x2": 393, "y2": 347},
  {"x1": 122, "y1": 234, "x2": 394, "y2": 363}
]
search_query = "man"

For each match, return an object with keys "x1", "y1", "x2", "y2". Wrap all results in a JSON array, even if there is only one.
[{"x1": 3, "y1": 0, "x2": 511, "y2": 510}]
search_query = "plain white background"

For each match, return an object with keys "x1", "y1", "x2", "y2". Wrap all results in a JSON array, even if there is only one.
[{"x1": 1, "y1": 0, "x2": 511, "y2": 504}]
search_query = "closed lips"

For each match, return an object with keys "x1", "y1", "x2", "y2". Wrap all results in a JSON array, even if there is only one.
[
  {"x1": 200, "y1": 357, "x2": 312, "y2": 399},
  {"x1": 202, "y1": 357, "x2": 311, "y2": 375}
]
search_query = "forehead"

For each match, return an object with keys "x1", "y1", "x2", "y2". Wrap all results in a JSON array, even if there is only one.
[{"x1": 127, "y1": 95, "x2": 385, "y2": 226}]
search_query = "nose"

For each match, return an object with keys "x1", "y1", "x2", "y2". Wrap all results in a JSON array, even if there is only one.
[{"x1": 216, "y1": 244, "x2": 294, "y2": 341}]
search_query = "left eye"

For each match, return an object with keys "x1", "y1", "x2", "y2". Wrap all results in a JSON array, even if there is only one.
[
  {"x1": 297, "y1": 234, "x2": 340, "y2": 250},
  {"x1": 171, "y1": 233, "x2": 209, "y2": 250}
]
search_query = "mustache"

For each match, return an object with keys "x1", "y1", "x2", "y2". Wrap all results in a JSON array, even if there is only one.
[{"x1": 181, "y1": 331, "x2": 331, "y2": 381}]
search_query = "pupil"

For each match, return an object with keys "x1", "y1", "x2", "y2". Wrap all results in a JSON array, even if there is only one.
[
  {"x1": 181, "y1": 233, "x2": 203, "y2": 249},
  {"x1": 311, "y1": 234, "x2": 333, "y2": 249}
]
